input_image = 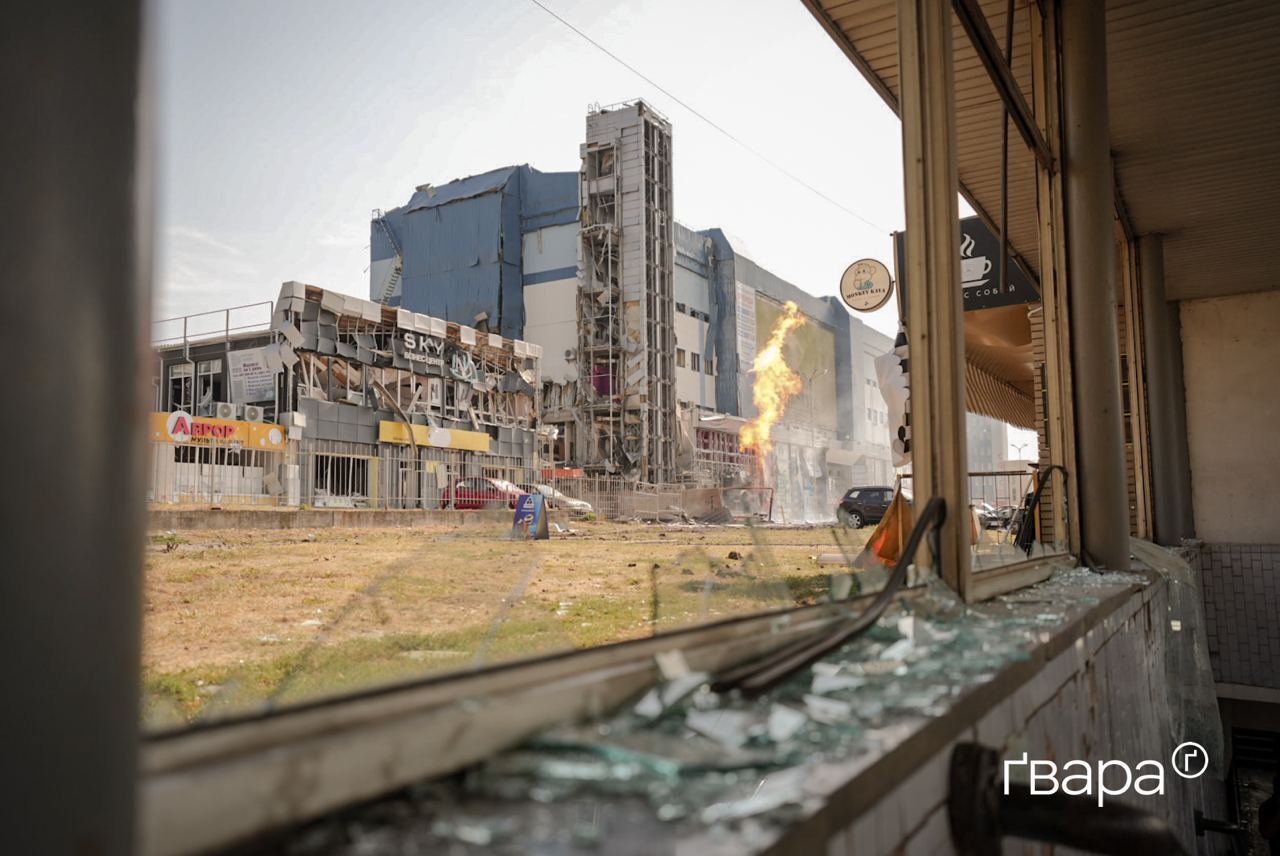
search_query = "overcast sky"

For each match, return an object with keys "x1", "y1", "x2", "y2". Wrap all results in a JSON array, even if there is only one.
[
  {"x1": 154, "y1": 0, "x2": 906, "y2": 325},
  {"x1": 154, "y1": 0, "x2": 1031, "y2": 454}
]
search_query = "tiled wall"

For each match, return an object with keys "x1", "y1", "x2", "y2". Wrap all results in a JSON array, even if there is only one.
[{"x1": 1198, "y1": 542, "x2": 1280, "y2": 689}]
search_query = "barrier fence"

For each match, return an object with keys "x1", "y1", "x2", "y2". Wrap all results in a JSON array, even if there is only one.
[
  {"x1": 147, "y1": 439, "x2": 774, "y2": 523},
  {"x1": 899, "y1": 469, "x2": 1038, "y2": 535}
]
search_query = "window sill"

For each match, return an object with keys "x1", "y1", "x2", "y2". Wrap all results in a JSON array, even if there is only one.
[{"x1": 138, "y1": 555, "x2": 1078, "y2": 855}]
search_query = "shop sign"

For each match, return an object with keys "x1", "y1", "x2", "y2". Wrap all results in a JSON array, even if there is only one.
[
  {"x1": 893, "y1": 215, "x2": 1040, "y2": 312},
  {"x1": 377, "y1": 420, "x2": 491, "y2": 453},
  {"x1": 151, "y1": 411, "x2": 286, "y2": 450},
  {"x1": 839, "y1": 258, "x2": 894, "y2": 313},
  {"x1": 402, "y1": 331, "x2": 444, "y2": 370}
]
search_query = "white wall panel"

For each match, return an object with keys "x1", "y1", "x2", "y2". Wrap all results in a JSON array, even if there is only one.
[
  {"x1": 523, "y1": 278, "x2": 578, "y2": 383},
  {"x1": 521, "y1": 224, "x2": 578, "y2": 276}
]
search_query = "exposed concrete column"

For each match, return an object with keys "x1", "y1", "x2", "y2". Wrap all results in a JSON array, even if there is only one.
[
  {"x1": 1061, "y1": 0, "x2": 1130, "y2": 569},
  {"x1": 1, "y1": 1, "x2": 145, "y2": 853},
  {"x1": 897, "y1": 0, "x2": 971, "y2": 593},
  {"x1": 1138, "y1": 235, "x2": 1196, "y2": 545}
]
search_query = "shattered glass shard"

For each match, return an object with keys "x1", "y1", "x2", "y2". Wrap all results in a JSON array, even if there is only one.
[
  {"x1": 810, "y1": 673, "x2": 868, "y2": 695},
  {"x1": 700, "y1": 765, "x2": 811, "y2": 824},
  {"x1": 803, "y1": 694, "x2": 852, "y2": 724},
  {"x1": 766, "y1": 704, "x2": 808, "y2": 743},
  {"x1": 685, "y1": 709, "x2": 761, "y2": 749}
]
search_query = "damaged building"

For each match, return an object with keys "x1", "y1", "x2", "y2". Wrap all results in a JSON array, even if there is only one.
[
  {"x1": 150, "y1": 283, "x2": 543, "y2": 508},
  {"x1": 370, "y1": 101, "x2": 896, "y2": 520},
  {"x1": 14, "y1": 1, "x2": 1280, "y2": 854}
]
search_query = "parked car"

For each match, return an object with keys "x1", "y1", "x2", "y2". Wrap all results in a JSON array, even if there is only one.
[
  {"x1": 974, "y1": 502, "x2": 1002, "y2": 529},
  {"x1": 441, "y1": 477, "x2": 527, "y2": 510},
  {"x1": 993, "y1": 504, "x2": 1019, "y2": 529},
  {"x1": 837, "y1": 485, "x2": 896, "y2": 528},
  {"x1": 516, "y1": 483, "x2": 594, "y2": 515}
]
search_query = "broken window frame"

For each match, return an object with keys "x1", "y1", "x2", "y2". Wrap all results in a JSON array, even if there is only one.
[
  {"x1": 312, "y1": 452, "x2": 371, "y2": 499},
  {"x1": 142, "y1": 51, "x2": 1093, "y2": 856},
  {"x1": 139, "y1": 577, "x2": 913, "y2": 854},
  {"x1": 195, "y1": 358, "x2": 223, "y2": 416},
  {"x1": 34, "y1": 9, "x2": 1174, "y2": 856},
  {"x1": 585, "y1": 144, "x2": 615, "y2": 181},
  {"x1": 167, "y1": 361, "x2": 193, "y2": 412},
  {"x1": 890, "y1": 0, "x2": 1080, "y2": 603}
]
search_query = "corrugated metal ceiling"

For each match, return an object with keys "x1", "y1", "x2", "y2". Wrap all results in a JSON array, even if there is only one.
[
  {"x1": 803, "y1": 0, "x2": 1280, "y2": 303},
  {"x1": 1108, "y1": 0, "x2": 1280, "y2": 301},
  {"x1": 805, "y1": 0, "x2": 1043, "y2": 287}
]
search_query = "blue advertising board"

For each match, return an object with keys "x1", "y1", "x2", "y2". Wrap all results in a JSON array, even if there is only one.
[{"x1": 511, "y1": 493, "x2": 550, "y2": 540}]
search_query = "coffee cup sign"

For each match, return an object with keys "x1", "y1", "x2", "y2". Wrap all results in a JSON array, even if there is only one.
[
  {"x1": 840, "y1": 258, "x2": 894, "y2": 313},
  {"x1": 892, "y1": 215, "x2": 1039, "y2": 312},
  {"x1": 959, "y1": 234, "x2": 993, "y2": 286},
  {"x1": 961, "y1": 256, "x2": 992, "y2": 284}
]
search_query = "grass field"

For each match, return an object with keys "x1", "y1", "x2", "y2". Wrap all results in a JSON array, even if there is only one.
[{"x1": 142, "y1": 520, "x2": 872, "y2": 727}]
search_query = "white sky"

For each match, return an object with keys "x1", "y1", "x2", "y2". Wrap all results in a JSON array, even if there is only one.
[{"x1": 153, "y1": 0, "x2": 1034, "y2": 457}]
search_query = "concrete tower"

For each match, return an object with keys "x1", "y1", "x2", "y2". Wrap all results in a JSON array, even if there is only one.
[{"x1": 576, "y1": 101, "x2": 676, "y2": 481}]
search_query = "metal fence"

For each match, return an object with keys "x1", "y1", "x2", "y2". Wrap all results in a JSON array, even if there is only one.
[
  {"x1": 148, "y1": 440, "x2": 284, "y2": 506},
  {"x1": 964, "y1": 469, "x2": 1038, "y2": 509},
  {"x1": 148, "y1": 439, "x2": 775, "y2": 522},
  {"x1": 151, "y1": 302, "x2": 274, "y2": 351},
  {"x1": 900, "y1": 469, "x2": 1038, "y2": 535}
]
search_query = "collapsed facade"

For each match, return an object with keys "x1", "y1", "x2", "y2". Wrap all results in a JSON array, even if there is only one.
[
  {"x1": 370, "y1": 101, "x2": 896, "y2": 519},
  {"x1": 150, "y1": 283, "x2": 543, "y2": 508}
]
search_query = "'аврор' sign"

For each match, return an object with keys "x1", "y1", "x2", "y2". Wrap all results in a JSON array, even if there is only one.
[{"x1": 150, "y1": 411, "x2": 286, "y2": 450}]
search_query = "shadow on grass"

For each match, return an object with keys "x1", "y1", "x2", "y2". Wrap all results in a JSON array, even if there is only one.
[
  {"x1": 142, "y1": 593, "x2": 648, "y2": 727},
  {"x1": 668, "y1": 570, "x2": 847, "y2": 605}
]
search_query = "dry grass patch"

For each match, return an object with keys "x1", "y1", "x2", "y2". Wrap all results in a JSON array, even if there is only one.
[{"x1": 142, "y1": 521, "x2": 869, "y2": 725}]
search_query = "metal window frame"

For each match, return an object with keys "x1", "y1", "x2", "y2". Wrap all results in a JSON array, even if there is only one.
[{"x1": 895, "y1": 0, "x2": 1083, "y2": 603}]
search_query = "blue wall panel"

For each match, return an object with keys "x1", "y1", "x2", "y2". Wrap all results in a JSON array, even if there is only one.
[
  {"x1": 396, "y1": 192, "x2": 515, "y2": 334},
  {"x1": 373, "y1": 165, "x2": 577, "y2": 339},
  {"x1": 520, "y1": 167, "x2": 578, "y2": 231},
  {"x1": 700, "y1": 228, "x2": 739, "y2": 416}
]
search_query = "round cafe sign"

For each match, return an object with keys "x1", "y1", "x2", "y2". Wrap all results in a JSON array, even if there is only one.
[{"x1": 839, "y1": 258, "x2": 894, "y2": 312}]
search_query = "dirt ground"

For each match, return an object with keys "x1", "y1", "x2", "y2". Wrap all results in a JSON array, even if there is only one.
[{"x1": 142, "y1": 520, "x2": 871, "y2": 726}]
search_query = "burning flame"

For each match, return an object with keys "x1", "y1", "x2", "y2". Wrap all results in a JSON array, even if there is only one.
[{"x1": 740, "y1": 301, "x2": 807, "y2": 457}]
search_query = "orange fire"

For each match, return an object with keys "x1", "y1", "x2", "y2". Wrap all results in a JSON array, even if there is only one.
[{"x1": 740, "y1": 301, "x2": 807, "y2": 457}]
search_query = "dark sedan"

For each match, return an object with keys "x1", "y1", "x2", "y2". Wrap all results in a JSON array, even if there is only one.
[{"x1": 836, "y1": 485, "x2": 896, "y2": 529}]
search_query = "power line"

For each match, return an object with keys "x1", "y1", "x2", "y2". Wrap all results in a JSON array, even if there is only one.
[{"x1": 526, "y1": 0, "x2": 888, "y2": 234}]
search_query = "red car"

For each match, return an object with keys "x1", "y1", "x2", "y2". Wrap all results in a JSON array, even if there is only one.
[{"x1": 440, "y1": 477, "x2": 527, "y2": 510}]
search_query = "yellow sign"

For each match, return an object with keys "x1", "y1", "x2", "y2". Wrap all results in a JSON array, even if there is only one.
[
  {"x1": 378, "y1": 421, "x2": 491, "y2": 453},
  {"x1": 150, "y1": 411, "x2": 286, "y2": 451}
]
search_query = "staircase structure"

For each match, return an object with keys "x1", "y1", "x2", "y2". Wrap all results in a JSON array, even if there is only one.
[{"x1": 372, "y1": 210, "x2": 404, "y2": 305}]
